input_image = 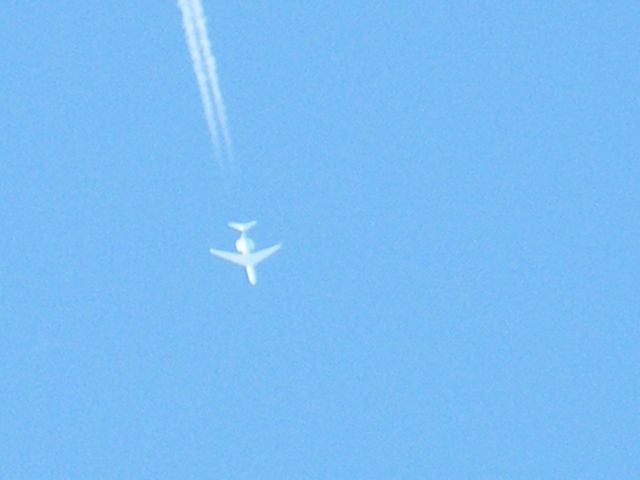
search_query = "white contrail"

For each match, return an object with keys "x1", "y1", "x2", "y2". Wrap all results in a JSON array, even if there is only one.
[
  {"x1": 189, "y1": 0, "x2": 233, "y2": 162},
  {"x1": 177, "y1": 0, "x2": 230, "y2": 169}
]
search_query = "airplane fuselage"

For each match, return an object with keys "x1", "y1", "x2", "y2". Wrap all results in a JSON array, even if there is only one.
[
  {"x1": 235, "y1": 234, "x2": 254, "y2": 254},
  {"x1": 235, "y1": 234, "x2": 257, "y2": 285},
  {"x1": 209, "y1": 221, "x2": 280, "y2": 286}
]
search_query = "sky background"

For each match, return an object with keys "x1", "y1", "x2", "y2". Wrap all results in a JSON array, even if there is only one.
[{"x1": 1, "y1": 1, "x2": 639, "y2": 478}]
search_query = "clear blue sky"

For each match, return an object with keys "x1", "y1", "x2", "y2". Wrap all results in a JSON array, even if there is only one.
[{"x1": 2, "y1": 1, "x2": 638, "y2": 478}]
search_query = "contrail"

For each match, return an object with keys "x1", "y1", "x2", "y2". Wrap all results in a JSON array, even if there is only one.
[
  {"x1": 189, "y1": 0, "x2": 233, "y2": 162},
  {"x1": 177, "y1": 0, "x2": 231, "y2": 169}
]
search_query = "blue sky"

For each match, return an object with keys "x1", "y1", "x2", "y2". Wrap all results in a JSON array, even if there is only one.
[{"x1": 1, "y1": 1, "x2": 639, "y2": 478}]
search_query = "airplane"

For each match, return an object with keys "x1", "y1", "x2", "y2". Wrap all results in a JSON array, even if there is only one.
[{"x1": 209, "y1": 221, "x2": 281, "y2": 285}]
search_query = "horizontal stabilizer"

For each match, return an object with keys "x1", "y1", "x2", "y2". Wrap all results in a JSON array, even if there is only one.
[{"x1": 228, "y1": 221, "x2": 257, "y2": 233}]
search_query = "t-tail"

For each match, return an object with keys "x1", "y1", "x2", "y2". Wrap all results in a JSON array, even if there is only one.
[{"x1": 228, "y1": 221, "x2": 257, "y2": 233}]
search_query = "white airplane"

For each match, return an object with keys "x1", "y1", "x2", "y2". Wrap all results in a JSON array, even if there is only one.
[{"x1": 209, "y1": 221, "x2": 281, "y2": 285}]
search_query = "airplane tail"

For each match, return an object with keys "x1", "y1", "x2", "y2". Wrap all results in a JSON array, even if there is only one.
[{"x1": 228, "y1": 221, "x2": 257, "y2": 233}]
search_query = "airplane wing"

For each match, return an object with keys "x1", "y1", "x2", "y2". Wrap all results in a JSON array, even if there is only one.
[
  {"x1": 209, "y1": 249, "x2": 250, "y2": 266},
  {"x1": 209, "y1": 243, "x2": 282, "y2": 267},
  {"x1": 247, "y1": 243, "x2": 281, "y2": 266},
  {"x1": 209, "y1": 244, "x2": 281, "y2": 267}
]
